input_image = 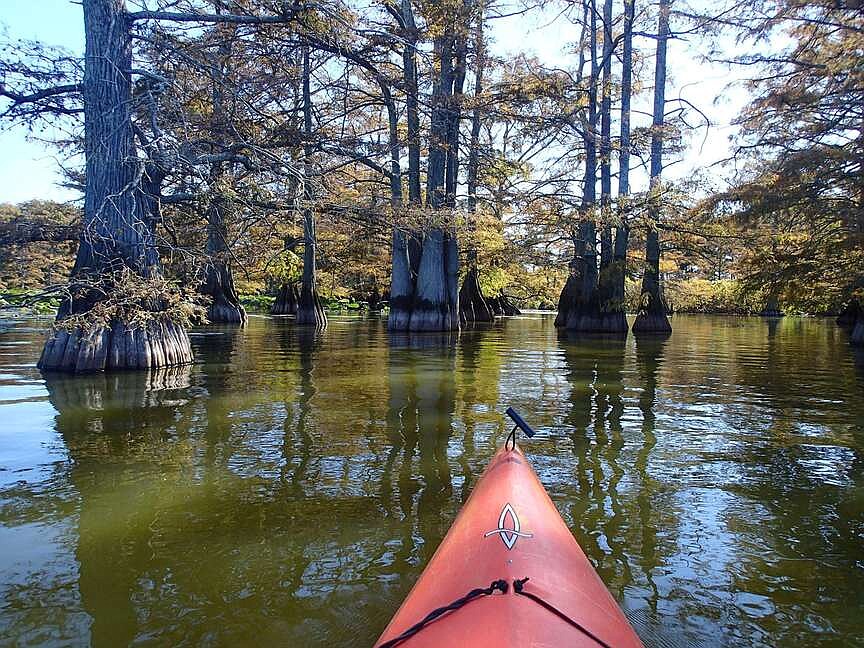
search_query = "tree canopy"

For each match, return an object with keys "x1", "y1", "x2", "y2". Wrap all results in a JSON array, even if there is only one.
[{"x1": 0, "y1": 0, "x2": 861, "y2": 369}]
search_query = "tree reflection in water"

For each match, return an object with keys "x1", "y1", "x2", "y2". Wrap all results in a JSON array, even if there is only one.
[
  {"x1": 283, "y1": 326, "x2": 320, "y2": 495},
  {"x1": 558, "y1": 333, "x2": 630, "y2": 589},
  {"x1": 4, "y1": 315, "x2": 861, "y2": 646},
  {"x1": 385, "y1": 333, "x2": 456, "y2": 570},
  {"x1": 454, "y1": 324, "x2": 499, "y2": 502},
  {"x1": 633, "y1": 334, "x2": 668, "y2": 620},
  {"x1": 556, "y1": 330, "x2": 673, "y2": 640},
  {"x1": 44, "y1": 366, "x2": 193, "y2": 647}
]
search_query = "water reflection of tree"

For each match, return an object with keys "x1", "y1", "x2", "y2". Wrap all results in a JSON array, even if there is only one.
[
  {"x1": 384, "y1": 333, "x2": 457, "y2": 571},
  {"x1": 44, "y1": 367, "x2": 193, "y2": 647},
  {"x1": 711, "y1": 341, "x2": 864, "y2": 642},
  {"x1": 728, "y1": 317, "x2": 857, "y2": 426},
  {"x1": 558, "y1": 333, "x2": 629, "y2": 591},
  {"x1": 277, "y1": 326, "x2": 320, "y2": 495},
  {"x1": 455, "y1": 324, "x2": 501, "y2": 501},
  {"x1": 43, "y1": 324, "x2": 328, "y2": 647},
  {"x1": 198, "y1": 327, "x2": 241, "y2": 469},
  {"x1": 633, "y1": 335, "x2": 667, "y2": 616},
  {"x1": 39, "y1": 320, "x2": 434, "y2": 646},
  {"x1": 557, "y1": 330, "x2": 676, "y2": 636}
]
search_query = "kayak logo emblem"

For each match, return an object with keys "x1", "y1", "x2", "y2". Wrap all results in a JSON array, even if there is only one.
[{"x1": 484, "y1": 503, "x2": 533, "y2": 550}]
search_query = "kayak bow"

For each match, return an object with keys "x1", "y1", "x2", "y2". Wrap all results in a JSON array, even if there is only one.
[{"x1": 375, "y1": 444, "x2": 643, "y2": 647}]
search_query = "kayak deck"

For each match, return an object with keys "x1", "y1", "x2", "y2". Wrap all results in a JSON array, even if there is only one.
[{"x1": 375, "y1": 446, "x2": 643, "y2": 647}]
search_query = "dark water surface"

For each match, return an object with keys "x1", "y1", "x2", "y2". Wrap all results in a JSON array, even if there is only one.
[{"x1": 1, "y1": 314, "x2": 862, "y2": 647}]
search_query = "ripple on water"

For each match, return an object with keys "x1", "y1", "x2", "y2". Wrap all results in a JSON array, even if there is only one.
[{"x1": 0, "y1": 314, "x2": 862, "y2": 646}]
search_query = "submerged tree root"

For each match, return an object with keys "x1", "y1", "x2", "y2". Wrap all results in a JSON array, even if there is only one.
[{"x1": 38, "y1": 318, "x2": 193, "y2": 373}]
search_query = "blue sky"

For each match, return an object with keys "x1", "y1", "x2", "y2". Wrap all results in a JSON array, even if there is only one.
[
  {"x1": 0, "y1": 1, "x2": 82, "y2": 203},
  {"x1": 490, "y1": 1, "x2": 751, "y2": 187},
  {"x1": 0, "y1": 0, "x2": 748, "y2": 205}
]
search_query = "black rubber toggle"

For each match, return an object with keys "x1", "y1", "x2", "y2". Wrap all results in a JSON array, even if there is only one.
[{"x1": 506, "y1": 407, "x2": 536, "y2": 438}]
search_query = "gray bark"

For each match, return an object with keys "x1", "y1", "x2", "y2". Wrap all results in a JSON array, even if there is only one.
[
  {"x1": 203, "y1": 192, "x2": 247, "y2": 324},
  {"x1": 554, "y1": 269, "x2": 581, "y2": 328},
  {"x1": 442, "y1": 24, "x2": 467, "y2": 330},
  {"x1": 201, "y1": 4, "x2": 246, "y2": 325},
  {"x1": 39, "y1": 0, "x2": 193, "y2": 372},
  {"x1": 460, "y1": 6, "x2": 493, "y2": 324},
  {"x1": 402, "y1": 0, "x2": 421, "y2": 206},
  {"x1": 466, "y1": 7, "x2": 485, "y2": 218},
  {"x1": 388, "y1": 0, "x2": 420, "y2": 331},
  {"x1": 600, "y1": 0, "x2": 634, "y2": 335},
  {"x1": 410, "y1": 30, "x2": 459, "y2": 332},
  {"x1": 272, "y1": 282, "x2": 299, "y2": 315},
  {"x1": 619, "y1": 0, "x2": 634, "y2": 200},
  {"x1": 389, "y1": 227, "x2": 414, "y2": 330},
  {"x1": 567, "y1": 0, "x2": 602, "y2": 332},
  {"x1": 296, "y1": 45, "x2": 327, "y2": 328},
  {"x1": 595, "y1": 0, "x2": 626, "y2": 334},
  {"x1": 411, "y1": 229, "x2": 450, "y2": 331},
  {"x1": 633, "y1": 0, "x2": 672, "y2": 335},
  {"x1": 852, "y1": 316, "x2": 864, "y2": 345},
  {"x1": 598, "y1": 0, "x2": 614, "y2": 276}
]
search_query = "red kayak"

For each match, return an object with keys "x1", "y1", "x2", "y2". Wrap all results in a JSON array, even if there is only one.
[{"x1": 375, "y1": 441, "x2": 643, "y2": 647}]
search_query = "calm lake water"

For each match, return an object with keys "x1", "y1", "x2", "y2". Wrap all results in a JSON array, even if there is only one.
[{"x1": 0, "y1": 314, "x2": 862, "y2": 647}]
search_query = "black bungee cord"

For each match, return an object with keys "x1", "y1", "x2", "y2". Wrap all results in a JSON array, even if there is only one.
[{"x1": 376, "y1": 580, "x2": 509, "y2": 648}]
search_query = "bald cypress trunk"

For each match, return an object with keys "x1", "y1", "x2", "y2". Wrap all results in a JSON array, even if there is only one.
[
  {"x1": 389, "y1": 227, "x2": 414, "y2": 329},
  {"x1": 459, "y1": 7, "x2": 493, "y2": 324},
  {"x1": 383, "y1": 66, "x2": 409, "y2": 327},
  {"x1": 295, "y1": 45, "x2": 326, "y2": 328},
  {"x1": 409, "y1": 31, "x2": 460, "y2": 332},
  {"x1": 608, "y1": 0, "x2": 636, "y2": 334},
  {"x1": 567, "y1": 0, "x2": 601, "y2": 332},
  {"x1": 388, "y1": 0, "x2": 420, "y2": 331},
  {"x1": 597, "y1": 0, "x2": 628, "y2": 334},
  {"x1": 632, "y1": 0, "x2": 672, "y2": 336},
  {"x1": 39, "y1": 0, "x2": 192, "y2": 372},
  {"x1": 837, "y1": 299, "x2": 860, "y2": 327},
  {"x1": 852, "y1": 316, "x2": 864, "y2": 345},
  {"x1": 201, "y1": 7, "x2": 246, "y2": 325},
  {"x1": 443, "y1": 28, "x2": 467, "y2": 330},
  {"x1": 272, "y1": 282, "x2": 299, "y2": 315},
  {"x1": 555, "y1": 268, "x2": 580, "y2": 327},
  {"x1": 760, "y1": 295, "x2": 783, "y2": 317},
  {"x1": 597, "y1": 0, "x2": 613, "y2": 299},
  {"x1": 847, "y1": 294, "x2": 864, "y2": 344},
  {"x1": 402, "y1": 0, "x2": 421, "y2": 208},
  {"x1": 203, "y1": 188, "x2": 247, "y2": 324}
]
